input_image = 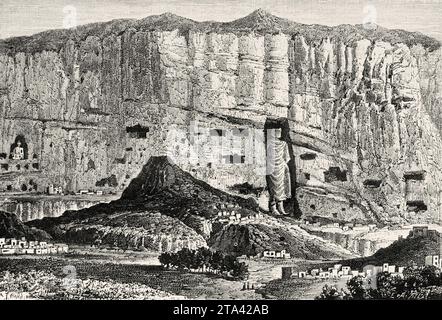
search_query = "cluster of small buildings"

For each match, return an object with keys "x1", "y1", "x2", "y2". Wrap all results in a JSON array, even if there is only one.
[
  {"x1": 47, "y1": 184, "x2": 63, "y2": 195},
  {"x1": 0, "y1": 237, "x2": 69, "y2": 255},
  {"x1": 47, "y1": 185, "x2": 106, "y2": 196},
  {"x1": 260, "y1": 249, "x2": 291, "y2": 259},
  {"x1": 241, "y1": 281, "x2": 260, "y2": 291},
  {"x1": 282, "y1": 263, "x2": 406, "y2": 281},
  {"x1": 214, "y1": 211, "x2": 265, "y2": 223},
  {"x1": 211, "y1": 203, "x2": 264, "y2": 224},
  {"x1": 216, "y1": 210, "x2": 241, "y2": 220},
  {"x1": 76, "y1": 189, "x2": 104, "y2": 196}
]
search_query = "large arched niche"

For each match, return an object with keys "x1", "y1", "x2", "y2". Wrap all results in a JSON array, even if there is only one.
[{"x1": 9, "y1": 135, "x2": 29, "y2": 160}]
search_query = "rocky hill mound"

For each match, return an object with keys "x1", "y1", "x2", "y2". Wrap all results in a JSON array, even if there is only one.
[
  {"x1": 336, "y1": 230, "x2": 441, "y2": 269},
  {"x1": 209, "y1": 219, "x2": 356, "y2": 260},
  {"x1": 28, "y1": 156, "x2": 355, "y2": 259},
  {"x1": 28, "y1": 156, "x2": 260, "y2": 251},
  {"x1": 0, "y1": 211, "x2": 51, "y2": 241}
]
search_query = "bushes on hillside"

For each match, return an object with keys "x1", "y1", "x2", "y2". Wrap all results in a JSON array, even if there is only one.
[
  {"x1": 159, "y1": 247, "x2": 248, "y2": 280},
  {"x1": 316, "y1": 266, "x2": 442, "y2": 300}
]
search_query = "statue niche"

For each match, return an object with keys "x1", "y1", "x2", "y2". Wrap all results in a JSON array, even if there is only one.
[
  {"x1": 10, "y1": 135, "x2": 28, "y2": 160},
  {"x1": 265, "y1": 125, "x2": 292, "y2": 215}
]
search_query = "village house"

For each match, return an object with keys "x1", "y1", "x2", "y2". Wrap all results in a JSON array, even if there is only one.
[{"x1": 425, "y1": 255, "x2": 442, "y2": 269}]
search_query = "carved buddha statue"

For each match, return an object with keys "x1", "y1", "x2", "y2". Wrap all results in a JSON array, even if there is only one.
[
  {"x1": 266, "y1": 128, "x2": 291, "y2": 215},
  {"x1": 12, "y1": 141, "x2": 24, "y2": 160}
]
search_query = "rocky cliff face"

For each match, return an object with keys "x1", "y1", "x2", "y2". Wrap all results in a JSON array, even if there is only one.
[
  {"x1": 0, "y1": 211, "x2": 51, "y2": 240},
  {"x1": 0, "y1": 195, "x2": 115, "y2": 222},
  {"x1": 1, "y1": 10, "x2": 441, "y2": 225}
]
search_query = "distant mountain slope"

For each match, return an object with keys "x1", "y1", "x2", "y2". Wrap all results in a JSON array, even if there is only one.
[{"x1": 1, "y1": 9, "x2": 439, "y2": 55}]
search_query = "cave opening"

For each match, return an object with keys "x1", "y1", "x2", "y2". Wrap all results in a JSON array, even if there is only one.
[
  {"x1": 210, "y1": 129, "x2": 224, "y2": 137},
  {"x1": 9, "y1": 135, "x2": 28, "y2": 160},
  {"x1": 406, "y1": 200, "x2": 428, "y2": 212},
  {"x1": 300, "y1": 153, "x2": 317, "y2": 160},
  {"x1": 223, "y1": 154, "x2": 245, "y2": 164},
  {"x1": 232, "y1": 128, "x2": 249, "y2": 137},
  {"x1": 96, "y1": 174, "x2": 118, "y2": 187},
  {"x1": 363, "y1": 179, "x2": 382, "y2": 188},
  {"x1": 126, "y1": 124, "x2": 149, "y2": 139},
  {"x1": 324, "y1": 167, "x2": 347, "y2": 182},
  {"x1": 404, "y1": 171, "x2": 425, "y2": 181}
]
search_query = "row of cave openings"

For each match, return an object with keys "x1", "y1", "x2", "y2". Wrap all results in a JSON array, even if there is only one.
[
  {"x1": 125, "y1": 124, "x2": 248, "y2": 165},
  {"x1": 299, "y1": 149, "x2": 428, "y2": 213},
  {"x1": 359, "y1": 170, "x2": 428, "y2": 212},
  {"x1": 363, "y1": 170, "x2": 427, "y2": 211},
  {"x1": 208, "y1": 128, "x2": 248, "y2": 165},
  {"x1": 299, "y1": 152, "x2": 348, "y2": 183},
  {"x1": 2, "y1": 179, "x2": 38, "y2": 193}
]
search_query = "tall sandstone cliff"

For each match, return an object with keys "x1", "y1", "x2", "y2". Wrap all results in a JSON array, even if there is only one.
[{"x1": 0, "y1": 10, "x2": 441, "y2": 225}]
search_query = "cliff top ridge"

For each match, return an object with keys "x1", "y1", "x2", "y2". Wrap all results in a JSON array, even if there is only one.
[{"x1": 0, "y1": 9, "x2": 440, "y2": 55}]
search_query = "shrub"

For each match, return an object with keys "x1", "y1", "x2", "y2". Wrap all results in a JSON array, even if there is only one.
[{"x1": 315, "y1": 285, "x2": 348, "y2": 300}]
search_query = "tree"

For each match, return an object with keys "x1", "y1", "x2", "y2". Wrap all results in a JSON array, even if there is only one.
[
  {"x1": 158, "y1": 247, "x2": 249, "y2": 279},
  {"x1": 230, "y1": 261, "x2": 248, "y2": 280},
  {"x1": 222, "y1": 255, "x2": 237, "y2": 273},
  {"x1": 176, "y1": 248, "x2": 194, "y2": 270},
  {"x1": 403, "y1": 266, "x2": 440, "y2": 288},
  {"x1": 347, "y1": 276, "x2": 367, "y2": 300},
  {"x1": 198, "y1": 247, "x2": 213, "y2": 270},
  {"x1": 211, "y1": 251, "x2": 224, "y2": 271},
  {"x1": 159, "y1": 252, "x2": 172, "y2": 269}
]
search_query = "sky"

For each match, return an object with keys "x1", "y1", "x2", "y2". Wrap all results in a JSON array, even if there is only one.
[{"x1": 0, "y1": 0, "x2": 441, "y2": 41}]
